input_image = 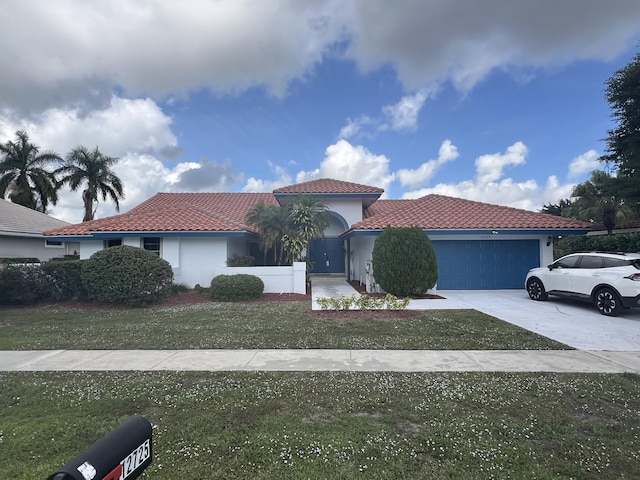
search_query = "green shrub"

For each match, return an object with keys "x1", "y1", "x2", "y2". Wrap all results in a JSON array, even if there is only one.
[
  {"x1": 372, "y1": 226, "x2": 438, "y2": 297},
  {"x1": 210, "y1": 274, "x2": 264, "y2": 301},
  {"x1": 316, "y1": 293, "x2": 410, "y2": 311},
  {"x1": 0, "y1": 264, "x2": 53, "y2": 305},
  {"x1": 555, "y1": 232, "x2": 640, "y2": 259},
  {"x1": 41, "y1": 259, "x2": 87, "y2": 300},
  {"x1": 226, "y1": 254, "x2": 255, "y2": 267},
  {"x1": 0, "y1": 257, "x2": 40, "y2": 264},
  {"x1": 81, "y1": 245, "x2": 174, "y2": 307}
]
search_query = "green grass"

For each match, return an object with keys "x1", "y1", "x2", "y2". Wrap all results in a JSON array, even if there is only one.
[
  {"x1": 0, "y1": 302, "x2": 569, "y2": 350},
  {"x1": 2, "y1": 371, "x2": 640, "y2": 479}
]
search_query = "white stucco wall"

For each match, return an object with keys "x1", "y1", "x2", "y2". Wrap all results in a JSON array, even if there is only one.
[
  {"x1": 324, "y1": 199, "x2": 363, "y2": 228},
  {"x1": 215, "y1": 262, "x2": 306, "y2": 294},
  {"x1": 174, "y1": 237, "x2": 227, "y2": 287},
  {"x1": 0, "y1": 234, "x2": 79, "y2": 261}
]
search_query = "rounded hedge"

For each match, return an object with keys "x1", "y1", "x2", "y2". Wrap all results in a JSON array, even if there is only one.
[
  {"x1": 371, "y1": 226, "x2": 438, "y2": 296},
  {"x1": 210, "y1": 274, "x2": 264, "y2": 301},
  {"x1": 81, "y1": 245, "x2": 174, "y2": 307},
  {"x1": 0, "y1": 264, "x2": 52, "y2": 305}
]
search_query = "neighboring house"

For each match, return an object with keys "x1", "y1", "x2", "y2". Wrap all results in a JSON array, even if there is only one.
[
  {"x1": 0, "y1": 198, "x2": 79, "y2": 261},
  {"x1": 45, "y1": 178, "x2": 592, "y2": 290}
]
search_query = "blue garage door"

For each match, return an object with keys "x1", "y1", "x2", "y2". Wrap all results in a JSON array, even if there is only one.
[
  {"x1": 309, "y1": 238, "x2": 344, "y2": 274},
  {"x1": 431, "y1": 240, "x2": 539, "y2": 289}
]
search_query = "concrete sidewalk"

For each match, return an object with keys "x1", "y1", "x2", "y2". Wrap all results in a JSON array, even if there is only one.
[{"x1": 1, "y1": 349, "x2": 639, "y2": 373}]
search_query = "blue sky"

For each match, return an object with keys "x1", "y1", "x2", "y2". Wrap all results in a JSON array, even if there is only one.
[{"x1": 1, "y1": 1, "x2": 639, "y2": 223}]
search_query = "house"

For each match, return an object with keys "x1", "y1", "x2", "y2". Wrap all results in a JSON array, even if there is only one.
[
  {"x1": 44, "y1": 178, "x2": 591, "y2": 290},
  {"x1": 0, "y1": 198, "x2": 79, "y2": 261}
]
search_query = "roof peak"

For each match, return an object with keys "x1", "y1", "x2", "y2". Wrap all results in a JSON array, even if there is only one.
[{"x1": 273, "y1": 178, "x2": 384, "y2": 195}]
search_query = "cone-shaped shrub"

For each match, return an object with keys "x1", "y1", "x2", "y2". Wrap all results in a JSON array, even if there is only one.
[{"x1": 371, "y1": 226, "x2": 438, "y2": 296}]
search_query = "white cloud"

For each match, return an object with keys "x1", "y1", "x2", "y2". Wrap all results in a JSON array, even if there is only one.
[
  {"x1": 475, "y1": 141, "x2": 528, "y2": 186},
  {"x1": 347, "y1": 0, "x2": 640, "y2": 92},
  {"x1": 568, "y1": 149, "x2": 600, "y2": 178},
  {"x1": 51, "y1": 153, "x2": 193, "y2": 223},
  {"x1": 381, "y1": 89, "x2": 430, "y2": 132},
  {"x1": 0, "y1": 95, "x2": 177, "y2": 158},
  {"x1": 339, "y1": 88, "x2": 435, "y2": 140},
  {"x1": 4, "y1": 0, "x2": 636, "y2": 115},
  {"x1": 400, "y1": 141, "x2": 583, "y2": 211},
  {"x1": 396, "y1": 139, "x2": 459, "y2": 188},
  {"x1": 0, "y1": 0, "x2": 348, "y2": 111},
  {"x1": 243, "y1": 162, "x2": 292, "y2": 192},
  {"x1": 338, "y1": 116, "x2": 373, "y2": 140},
  {"x1": 297, "y1": 139, "x2": 394, "y2": 194}
]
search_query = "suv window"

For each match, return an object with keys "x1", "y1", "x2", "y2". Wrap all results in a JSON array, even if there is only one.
[
  {"x1": 578, "y1": 255, "x2": 603, "y2": 269},
  {"x1": 553, "y1": 256, "x2": 580, "y2": 269},
  {"x1": 603, "y1": 257, "x2": 631, "y2": 268}
]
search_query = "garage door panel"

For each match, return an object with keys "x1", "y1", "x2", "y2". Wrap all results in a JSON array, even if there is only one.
[{"x1": 432, "y1": 239, "x2": 539, "y2": 290}]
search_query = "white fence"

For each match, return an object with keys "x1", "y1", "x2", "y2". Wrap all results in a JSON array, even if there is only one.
[{"x1": 213, "y1": 262, "x2": 307, "y2": 294}]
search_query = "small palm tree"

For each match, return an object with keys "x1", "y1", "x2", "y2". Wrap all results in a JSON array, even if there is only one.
[
  {"x1": 245, "y1": 201, "x2": 291, "y2": 264},
  {"x1": 57, "y1": 146, "x2": 125, "y2": 222},
  {"x1": 0, "y1": 130, "x2": 62, "y2": 212},
  {"x1": 282, "y1": 195, "x2": 330, "y2": 263}
]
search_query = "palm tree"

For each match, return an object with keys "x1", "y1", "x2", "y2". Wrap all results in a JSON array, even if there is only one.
[
  {"x1": 282, "y1": 195, "x2": 330, "y2": 263},
  {"x1": 246, "y1": 195, "x2": 330, "y2": 265},
  {"x1": 245, "y1": 201, "x2": 291, "y2": 264},
  {"x1": 568, "y1": 170, "x2": 629, "y2": 235},
  {"x1": 57, "y1": 146, "x2": 124, "y2": 222},
  {"x1": 0, "y1": 130, "x2": 62, "y2": 212}
]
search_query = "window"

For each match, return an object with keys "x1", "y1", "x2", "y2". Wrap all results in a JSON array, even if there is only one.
[
  {"x1": 578, "y1": 255, "x2": 603, "y2": 269},
  {"x1": 45, "y1": 239, "x2": 63, "y2": 248},
  {"x1": 104, "y1": 238, "x2": 122, "y2": 248},
  {"x1": 142, "y1": 237, "x2": 161, "y2": 256},
  {"x1": 553, "y1": 255, "x2": 580, "y2": 269},
  {"x1": 603, "y1": 257, "x2": 631, "y2": 268}
]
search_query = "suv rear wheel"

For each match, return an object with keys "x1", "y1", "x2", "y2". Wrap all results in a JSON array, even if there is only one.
[
  {"x1": 594, "y1": 287, "x2": 623, "y2": 316},
  {"x1": 527, "y1": 278, "x2": 548, "y2": 301}
]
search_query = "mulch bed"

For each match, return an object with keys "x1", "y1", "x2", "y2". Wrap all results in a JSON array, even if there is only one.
[
  {"x1": 347, "y1": 280, "x2": 444, "y2": 300},
  {"x1": 27, "y1": 281, "x2": 439, "y2": 319}
]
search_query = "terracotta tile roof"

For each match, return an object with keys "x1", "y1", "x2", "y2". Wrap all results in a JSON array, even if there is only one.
[
  {"x1": 364, "y1": 199, "x2": 415, "y2": 219},
  {"x1": 352, "y1": 194, "x2": 592, "y2": 231},
  {"x1": 0, "y1": 198, "x2": 70, "y2": 235},
  {"x1": 273, "y1": 178, "x2": 384, "y2": 195},
  {"x1": 45, "y1": 192, "x2": 277, "y2": 236}
]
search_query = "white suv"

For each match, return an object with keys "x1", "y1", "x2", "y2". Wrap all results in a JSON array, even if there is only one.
[{"x1": 525, "y1": 252, "x2": 640, "y2": 316}]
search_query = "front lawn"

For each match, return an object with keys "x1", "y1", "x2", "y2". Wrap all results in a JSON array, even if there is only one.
[
  {"x1": 2, "y1": 371, "x2": 639, "y2": 479},
  {"x1": 0, "y1": 301, "x2": 569, "y2": 350}
]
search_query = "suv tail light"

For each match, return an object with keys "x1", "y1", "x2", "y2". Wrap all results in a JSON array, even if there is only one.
[{"x1": 625, "y1": 273, "x2": 640, "y2": 281}]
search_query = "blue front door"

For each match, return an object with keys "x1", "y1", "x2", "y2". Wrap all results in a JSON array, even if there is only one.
[{"x1": 309, "y1": 238, "x2": 344, "y2": 274}]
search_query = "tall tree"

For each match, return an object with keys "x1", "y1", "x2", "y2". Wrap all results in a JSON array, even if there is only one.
[
  {"x1": 57, "y1": 146, "x2": 124, "y2": 222},
  {"x1": 600, "y1": 48, "x2": 640, "y2": 211},
  {"x1": 540, "y1": 198, "x2": 573, "y2": 217},
  {"x1": 567, "y1": 170, "x2": 628, "y2": 235},
  {"x1": 0, "y1": 130, "x2": 62, "y2": 212}
]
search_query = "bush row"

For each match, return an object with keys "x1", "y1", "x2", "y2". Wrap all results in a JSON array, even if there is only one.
[
  {"x1": 0, "y1": 260, "x2": 85, "y2": 305},
  {"x1": 0, "y1": 246, "x2": 174, "y2": 307},
  {"x1": 0, "y1": 246, "x2": 267, "y2": 306},
  {"x1": 555, "y1": 232, "x2": 640, "y2": 258}
]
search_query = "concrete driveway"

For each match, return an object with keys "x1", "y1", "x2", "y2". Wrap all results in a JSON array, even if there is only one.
[
  {"x1": 436, "y1": 290, "x2": 640, "y2": 351},
  {"x1": 310, "y1": 277, "x2": 640, "y2": 351}
]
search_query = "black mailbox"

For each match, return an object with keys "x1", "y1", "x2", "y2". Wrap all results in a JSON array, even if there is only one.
[{"x1": 47, "y1": 415, "x2": 152, "y2": 480}]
